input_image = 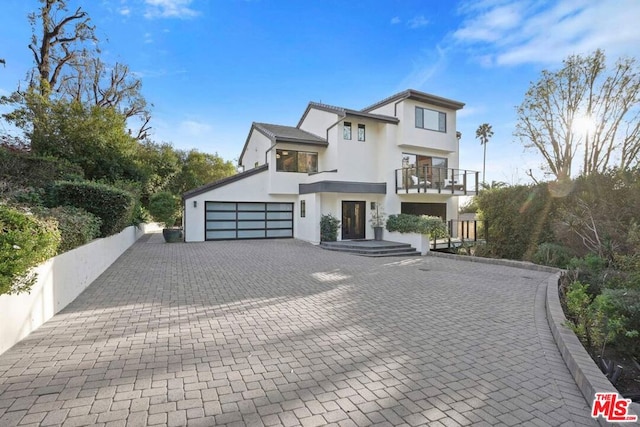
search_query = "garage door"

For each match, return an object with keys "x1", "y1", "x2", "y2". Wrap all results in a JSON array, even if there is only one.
[{"x1": 205, "y1": 202, "x2": 294, "y2": 240}]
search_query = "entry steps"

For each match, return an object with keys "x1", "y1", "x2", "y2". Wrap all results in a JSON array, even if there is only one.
[{"x1": 319, "y1": 240, "x2": 421, "y2": 257}]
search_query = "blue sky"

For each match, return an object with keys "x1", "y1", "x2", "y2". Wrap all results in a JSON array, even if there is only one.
[{"x1": 2, "y1": 0, "x2": 640, "y2": 184}]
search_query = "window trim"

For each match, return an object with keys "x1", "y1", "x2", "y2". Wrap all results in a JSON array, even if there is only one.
[
  {"x1": 343, "y1": 122, "x2": 352, "y2": 140},
  {"x1": 415, "y1": 107, "x2": 446, "y2": 133},
  {"x1": 357, "y1": 124, "x2": 365, "y2": 141}
]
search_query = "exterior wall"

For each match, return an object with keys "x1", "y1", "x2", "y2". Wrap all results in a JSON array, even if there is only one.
[
  {"x1": 183, "y1": 171, "x2": 297, "y2": 242},
  {"x1": 0, "y1": 224, "x2": 159, "y2": 356},
  {"x1": 241, "y1": 129, "x2": 272, "y2": 169},
  {"x1": 320, "y1": 193, "x2": 383, "y2": 241},
  {"x1": 268, "y1": 142, "x2": 327, "y2": 195},
  {"x1": 296, "y1": 193, "x2": 321, "y2": 243},
  {"x1": 399, "y1": 99, "x2": 458, "y2": 153},
  {"x1": 298, "y1": 108, "x2": 339, "y2": 139}
]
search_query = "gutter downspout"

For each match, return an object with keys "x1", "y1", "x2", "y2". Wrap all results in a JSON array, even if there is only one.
[
  {"x1": 393, "y1": 93, "x2": 411, "y2": 117},
  {"x1": 265, "y1": 138, "x2": 278, "y2": 164}
]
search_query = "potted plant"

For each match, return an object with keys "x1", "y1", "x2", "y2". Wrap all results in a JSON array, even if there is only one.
[
  {"x1": 370, "y1": 204, "x2": 386, "y2": 241},
  {"x1": 149, "y1": 191, "x2": 183, "y2": 243}
]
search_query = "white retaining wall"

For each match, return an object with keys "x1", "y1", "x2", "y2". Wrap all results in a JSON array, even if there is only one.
[
  {"x1": 384, "y1": 231, "x2": 431, "y2": 255},
  {"x1": 0, "y1": 223, "x2": 161, "y2": 356}
]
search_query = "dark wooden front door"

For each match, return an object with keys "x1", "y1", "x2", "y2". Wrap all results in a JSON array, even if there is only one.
[{"x1": 342, "y1": 201, "x2": 365, "y2": 240}]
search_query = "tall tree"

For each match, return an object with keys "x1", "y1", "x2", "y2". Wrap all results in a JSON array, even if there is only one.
[
  {"x1": 169, "y1": 150, "x2": 236, "y2": 194},
  {"x1": 28, "y1": 0, "x2": 97, "y2": 96},
  {"x1": 475, "y1": 123, "x2": 493, "y2": 185},
  {"x1": 516, "y1": 50, "x2": 640, "y2": 181}
]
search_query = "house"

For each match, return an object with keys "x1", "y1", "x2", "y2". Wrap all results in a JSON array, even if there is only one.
[{"x1": 183, "y1": 89, "x2": 479, "y2": 243}]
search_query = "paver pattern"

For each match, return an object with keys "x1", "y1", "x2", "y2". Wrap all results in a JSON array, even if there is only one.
[{"x1": 0, "y1": 234, "x2": 597, "y2": 426}]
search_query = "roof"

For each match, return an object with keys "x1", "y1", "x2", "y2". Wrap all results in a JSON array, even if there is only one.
[
  {"x1": 239, "y1": 122, "x2": 328, "y2": 165},
  {"x1": 296, "y1": 102, "x2": 399, "y2": 127},
  {"x1": 253, "y1": 122, "x2": 328, "y2": 145},
  {"x1": 361, "y1": 89, "x2": 465, "y2": 112},
  {"x1": 183, "y1": 164, "x2": 269, "y2": 200}
]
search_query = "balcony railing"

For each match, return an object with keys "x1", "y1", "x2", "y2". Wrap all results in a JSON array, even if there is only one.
[{"x1": 395, "y1": 166, "x2": 479, "y2": 195}]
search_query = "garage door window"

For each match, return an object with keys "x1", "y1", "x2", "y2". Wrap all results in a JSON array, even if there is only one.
[{"x1": 205, "y1": 202, "x2": 293, "y2": 240}]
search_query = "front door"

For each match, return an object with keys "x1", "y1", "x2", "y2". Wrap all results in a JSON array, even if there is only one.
[{"x1": 342, "y1": 201, "x2": 365, "y2": 240}]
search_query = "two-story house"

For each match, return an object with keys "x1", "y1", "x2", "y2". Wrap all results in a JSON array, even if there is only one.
[{"x1": 183, "y1": 89, "x2": 479, "y2": 243}]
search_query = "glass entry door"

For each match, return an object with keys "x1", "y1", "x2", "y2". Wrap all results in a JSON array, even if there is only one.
[{"x1": 342, "y1": 201, "x2": 365, "y2": 240}]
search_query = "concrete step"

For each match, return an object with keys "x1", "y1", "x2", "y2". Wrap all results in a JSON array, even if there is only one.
[{"x1": 319, "y1": 241, "x2": 421, "y2": 257}]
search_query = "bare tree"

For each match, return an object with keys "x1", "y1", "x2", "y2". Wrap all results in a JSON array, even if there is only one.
[
  {"x1": 515, "y1": 49, "x2": 640, "y2": 180},
  {"x1": 475, "y1": 123, "x2": 493, "y2": 185},
  {"x1": 28, "y1": 0, "x2": 97, "y2": 96}
]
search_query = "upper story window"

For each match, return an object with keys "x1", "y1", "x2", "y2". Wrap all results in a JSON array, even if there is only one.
[
  {"x1": 358, "y1": 124, "x2": 365, "y2": 141},
  {"x1": 343, "y1": 122, "x2": 352, "y2": 140},
  {"x1": 276, "y1": 149, "x2": 318, "y2": 173},
  {"x1": 415, "y1": 107, "x2": 446, "y2": 132}
]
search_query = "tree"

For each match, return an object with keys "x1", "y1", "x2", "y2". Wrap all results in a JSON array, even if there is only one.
[
  {"x1": 516, "y1": 50, "x2": 640, "y2": 181},
  {"x1": 28, "y1": 0, "x2": 97, "y2": 97},
  {"x1": 475, "y1": 123, "x2": 493, "y2": 185},
  {"x1": 169, "y1": 150, "x2": 236, "y2": 194}
]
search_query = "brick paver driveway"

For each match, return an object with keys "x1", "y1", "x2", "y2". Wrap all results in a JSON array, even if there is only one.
[{"x1": 0, "y1": 235, "x2": 596, "y2": 426}]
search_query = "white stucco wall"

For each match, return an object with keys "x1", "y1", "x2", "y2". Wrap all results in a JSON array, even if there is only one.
[
  {"x1": 0, "y1": 224, "x2": 159, "y2": 356},
  {"x1": 298, "y1": 107, "x2": 339, "y2": 140},
  {"x1": 240, "y1": 129, "x2": 272, "y2": 169}
]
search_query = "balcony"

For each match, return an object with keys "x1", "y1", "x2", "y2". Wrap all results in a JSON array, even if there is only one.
[{"x1": 395, "y1": 166, "x2": 479, "y2": 195}]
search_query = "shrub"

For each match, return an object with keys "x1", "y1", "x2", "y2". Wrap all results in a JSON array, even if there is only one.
[
  {"x1": 533, "y1": 242, "x2": 574, "y2": 268},
  {"x1": 47, "y1": 181, "x2": 135, "y2": 237},
  {"x1": 385, "y1": 214, "x2": 448, "y2": 238},
  {"x1": 148, "y1": 192, "x2": 181, "y2": 227},
  {"x1": 0, "y1": 148, "x2": 84, "y2": 188},
  {"x1": 38, "y1": 206, "x2": 102, "y2": 253},
  {"x1": 0, "y1": 204, "x2": 60, "y2": 295},
  {"x1": 320, "y1": 213, "x2": 340, "y2": 242},
  {"x1": 131, "y1": 203, "x2": 152, "y2": 226}
]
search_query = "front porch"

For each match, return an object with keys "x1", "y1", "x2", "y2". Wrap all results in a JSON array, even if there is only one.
[{"x1": 395, "y1": 167, "x2": 479, "y2": 195}]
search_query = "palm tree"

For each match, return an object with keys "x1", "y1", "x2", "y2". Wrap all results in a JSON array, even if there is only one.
[{"x1": 475, "y1": 123, "x2": 494, "y2": 185}]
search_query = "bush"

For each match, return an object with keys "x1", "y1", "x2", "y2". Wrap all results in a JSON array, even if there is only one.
[
  {"x1": 533, "y1": 242, "x2": 574, "y2": 268},
  {"x1": 385, "y1": 214, "x2": 448, "y2": 238},
  {"x1": 148, "y1": 192, "x2": 181, "y2": 227},
  {"x1": 47, "y1": 181, "x2": 135, "y2": 237},
  {"x1": 0, "y1": 148, "x2": 84, "y2": 188},
  {"x1": 320, "y1": 213, "x2": 340, "y2": 242},
  {"x1": 37, "y1": 206, "x2": 102, "y2": 253},
  {"x1": 0, "y1": 204, "x2": 60, "y2": 295}
]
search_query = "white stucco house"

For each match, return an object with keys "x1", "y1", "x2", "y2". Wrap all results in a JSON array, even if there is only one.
[{"x1": 183, "y1": 89, "x2": 479, "y2": 243}]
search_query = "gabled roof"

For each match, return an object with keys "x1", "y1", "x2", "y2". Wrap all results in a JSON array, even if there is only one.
[
  {"x1": 253, "y1": 122, "x2": 327, "y2": 145},
  {"x1": 362, "y1": 89, "x2": 465, "y2": 112},
  {"x1": 239, "y1": 122, "x2": 328, "y2": 165},
  {"x1": 297, "y1": 102, "x2": 399, "y2": 127},
  {"x1": 183, "y1": 164, "x2": 268, "y2": 200}
]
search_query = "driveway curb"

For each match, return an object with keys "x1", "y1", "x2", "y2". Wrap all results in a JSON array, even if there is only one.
[{"x1": 426, "y1": 251, "x2": 640, "y2": 425}]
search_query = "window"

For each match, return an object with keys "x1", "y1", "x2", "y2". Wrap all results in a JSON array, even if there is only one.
[
  {"x1": 276, "y1": 150, "x2": 318, "y2": 173},
  {"x1": 300, "y1": 200, "x2": 306, "y2": 217},
  {"x1": 343, "y1": 122, "x2": 352, "y2": 140},
  {"x1": 358, "y1": 124, "x2": 365, "y2": 141},
  {"x1": 415, "y1": 107, "x2": 446, "y2": 132}
]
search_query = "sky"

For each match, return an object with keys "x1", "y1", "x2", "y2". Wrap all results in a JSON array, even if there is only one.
[{"x1": 1, "y1": 0, "x2": 640, "y2": 185}]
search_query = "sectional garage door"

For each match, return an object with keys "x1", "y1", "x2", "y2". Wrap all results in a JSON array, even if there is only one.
[{"x1": 205, "y1": 202, "x2": 294, "y2": 240}]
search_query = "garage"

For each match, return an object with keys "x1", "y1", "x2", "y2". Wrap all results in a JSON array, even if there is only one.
[{"x1": 205, "y1": 202, "x2": 294, "y2": 240}]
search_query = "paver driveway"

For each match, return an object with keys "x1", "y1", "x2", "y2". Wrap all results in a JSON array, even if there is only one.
[{"x1": 0, "y1": 234, "x2": 596, "y2": 426}]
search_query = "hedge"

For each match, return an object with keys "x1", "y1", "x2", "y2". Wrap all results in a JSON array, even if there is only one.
[
  {"x1": 47, "y1": 181, "x2": 135, "y2": 237},
  {"x1": 386, "y1": 214, "x2": 448, "y2": 238},
  {"x1": 0, "y1": 148, "x2": 84, "y2": 188},
  {"x1": 0, "y1": 204, "x2": 60, "y2": 295},
  {"x1": 37, "y1": 206, "x2": 102, "y2": 253}
]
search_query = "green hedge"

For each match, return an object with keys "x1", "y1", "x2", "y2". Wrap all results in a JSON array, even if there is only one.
[
  {"x1": 386, "y1": 214, "x2": 448, "y2": 238},
  {"x1": 0, "y1": 204, "x2": 60, "y2": 295},
  {"x1": 320, "y1": 213, "x2": 340, "y2": 242},
  {"x1": 47, "y1": 181, "x2": 135, "y2": 237},
  {"x1": 0, "y1": 148, "x2": 84, "y2": 188},
  {"x1": 38, "y1": 206, "x2": 102, "y2": 253}
]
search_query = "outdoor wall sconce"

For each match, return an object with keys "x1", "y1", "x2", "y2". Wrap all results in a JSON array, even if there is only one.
[
  {"x1": 193, "y1": 201, "x2": 197, "y2": 208},
  {"x1": 371, "y1": 202, "x2": 376, "y2": 210}
]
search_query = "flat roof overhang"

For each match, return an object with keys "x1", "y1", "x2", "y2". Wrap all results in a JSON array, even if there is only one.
[{"x1": 299, "y1": 181, "x2": 387, "y2": 194}]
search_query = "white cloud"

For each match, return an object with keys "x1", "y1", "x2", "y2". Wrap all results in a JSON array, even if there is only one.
[
  {"x1": 180, "y1": 120, "x2": 213, "y2": 137},
  {"x1": 390, "y1": 16, "x2": 401, "y2": 25},
  {"x1": 407, "y1": 15, "x2": 429, "y2": 29},
  {"x1": 453, "y1": 0, "x2": 640, "y2": 66},
  {"x1": 144, "y1": 0, "x2": 200, "y2": 19},
  {"x1": 144, "y1": 32, "x2": 153, "y2": 44},
  {"x1": 119, "y1": 7, "x2": 131, "y2": 16},
  {"x1": 399, "y1": 45, "x2": 448, "y2": 89}
]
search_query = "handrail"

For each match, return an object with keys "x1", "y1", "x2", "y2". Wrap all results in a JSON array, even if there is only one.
[{"x1": 395, "y1": 167, "x2": 479, "y2": 194}]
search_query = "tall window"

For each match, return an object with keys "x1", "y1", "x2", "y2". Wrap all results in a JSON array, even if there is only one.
[
  {"x1": 415, "y1": 107, "x2": 446, "y2": 132},
  {"x1": 358, "y1": 124, "x2": 365, "y2": 141},
  {"x1": 276, "y1": 150, "x2": 318, "y2": 173},
  {"x1": 300, "y1": 200, "x2": 306, "y2": 217},
  {"x1": 343, "y1": 122, "x2": 352, "y2": 140}
]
